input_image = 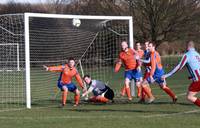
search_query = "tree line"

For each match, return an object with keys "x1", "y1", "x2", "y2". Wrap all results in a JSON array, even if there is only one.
[{"x1": 0, "y1": 0, "x2": 200, "y2": 54}]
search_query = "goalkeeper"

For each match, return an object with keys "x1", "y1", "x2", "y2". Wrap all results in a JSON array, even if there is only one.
[
  {"x1": 43, "y1": 57, "x2": 86, "y2": 107},
  {"x1": 82, "y1": 75, "x2": 114, "y2": 103}
]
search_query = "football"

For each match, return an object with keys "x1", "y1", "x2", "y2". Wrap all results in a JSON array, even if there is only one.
[{"x1": 72, "y1": 18, "x2": 81, "y2": 27}]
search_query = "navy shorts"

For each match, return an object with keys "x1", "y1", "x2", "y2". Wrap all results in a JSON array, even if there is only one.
[
  {"x1": 57, "y1": 81, "x2": 77, "y2": 92},
  {"x1": 124, "y1": 69, "x2": 142, "y2": 82},
  {"x1": 146, "y1": 68, "x2": 165, "y2": 85}
]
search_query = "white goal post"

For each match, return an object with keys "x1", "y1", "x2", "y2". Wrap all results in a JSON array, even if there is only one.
[{"x1": 24, "y1": 13, "x2": 134, "y2": 109}]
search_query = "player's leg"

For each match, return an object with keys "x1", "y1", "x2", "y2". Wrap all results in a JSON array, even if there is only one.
[
  {"x1": 139, "y1": 72, "x2": 149, "y2": 103},
  {"x1": 158, "y1": 79, "x2": 177, "y2": 103},
  {"x1": 74, "y1": 89, "x2": 80, "y2": 106},
  {"x1": 136, "y1": 75, "x2": 143, "y2": 98},
  {"x1": 124, "y1": 70, "x2": 133, "y2": 100},
  {"x1": 141, "y1": 79, "x2": 155, "y2": 103},
  {"x1": 125, "y1": 78, "x2": 132, "y2": 100},
  {"x1": 89, "y1": 96, "x2": 98, "y2": 102},
  {"x1": 187, "y1": 81, "x2": 200, "y2": 107},
  {"x1": 67, "y1": 83, "x2": 80, "y2": 106},
  {"x1": 61, "y1": 86, "x2": 68, "y2": 106},
  {"x1": 96, "y1": 95, "x2": 109, "y2": 103},
  {"x1": 57, "y1": 82, "x2": 68, "y2": 106},
  {"x1": 121, "y1": 84, "x2": 126, "y2": 96}
]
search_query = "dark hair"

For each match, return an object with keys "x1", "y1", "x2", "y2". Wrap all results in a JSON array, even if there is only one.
[
  {"x1": 68, "y1": 57, "x2": 75, "y2": 61},
  {"x1": 83, "y1": 74, "x2": 91, "y2": 79}
]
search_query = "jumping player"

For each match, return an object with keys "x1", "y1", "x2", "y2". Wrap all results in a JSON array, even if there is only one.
[
  {"x1": 162, "y1": 41, "x2": 200, "y2": 107},
  {"x1": 43, "y1": 57, "x2": 86, "y2": 107},
  {"x1": 82, "y1": 75, "x2": 114, "y2": 103},
  {"x1": 115, "y1": 41, "x2": 141, "y2": 101}
]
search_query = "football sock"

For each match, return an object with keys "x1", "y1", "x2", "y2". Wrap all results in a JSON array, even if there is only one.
[
  {"x1": 74, "y1": 94, "x2": 80, "y2": 105},
  {"x1": 194, "y1": 98, "x2": 200, "y2": 107},
  {"x1": 125, "y1": 86, "x2": 132, "y2": 100},
  {"x1": 162, "y1": 86, "x2": 176, "y2": 99},
  {"x1": 121, "y1": 85, "x2": 126, "y2": 96},
  {"x1": 137, "y1": 86, "x2": 142, "y2": 97},
  {"x1": 62, "y1": 91, "x2": 68, "y2": 105},
  {"x1": 142, "y1": 86, "x2": 154, "y2": 99}
]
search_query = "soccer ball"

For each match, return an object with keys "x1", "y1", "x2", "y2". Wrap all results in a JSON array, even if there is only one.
[{"x1": 72, "y1": 18, "x2": 81, "y2": 27}]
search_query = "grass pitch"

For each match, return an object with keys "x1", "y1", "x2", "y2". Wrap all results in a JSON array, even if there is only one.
[
  {"x1": 0, "y1": 56, "x2": 200, "y2": 128},
  {"x1": 0, "y1": 69, "x2": 200, "y2": 128}
]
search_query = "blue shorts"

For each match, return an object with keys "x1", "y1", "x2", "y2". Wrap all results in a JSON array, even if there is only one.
[
  {"x1": 146, "y1": 68, "x2": 165, "y2": 85},
  {"x1": 57, "y1": 81, "x2": 77, "y2": 92},
  {"x1": 124, "y1": 69, "x2": 142, "y2": 82}
]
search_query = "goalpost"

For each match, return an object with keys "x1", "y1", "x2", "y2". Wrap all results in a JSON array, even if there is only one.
[
  {"x1": 24, "y1": 13, "x2": 134, "y2": 109},
  {"x1": 0, "y1": 13, "x2": 134, "y2": 109}
]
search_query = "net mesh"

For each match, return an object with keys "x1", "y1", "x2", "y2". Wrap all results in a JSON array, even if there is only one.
[
  {"x1": 0, "y1": 14, "x2": 25, "y2": 110},
  {"x1": 28, "y1": 17, "x2": 129, "y2": 106}
]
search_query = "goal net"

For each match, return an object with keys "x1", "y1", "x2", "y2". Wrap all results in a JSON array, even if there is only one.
[
  {"x1": 0, "y1": 13, "x2": 134, "y2": 109},
  {"x1": 0, "y1": 14, "x2": 25, "y2": 110}
]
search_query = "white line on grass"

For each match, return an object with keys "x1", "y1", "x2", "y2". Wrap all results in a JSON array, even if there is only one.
[
  {"x1": 141, "y1": 109, "x2": 200, "y2": 118},
  {"x1": 0, "y1": 109, "x2": 200, "y2": 120}
]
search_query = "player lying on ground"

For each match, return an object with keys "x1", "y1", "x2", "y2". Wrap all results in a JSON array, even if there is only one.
[
  {"x1": 115, "y1": 41, "x2": 141, "y2": 101},
  {"x1": 82, "y1": 75, "x2": 114, "y2": 103},
  {"x1": 162, "y1": 41, "x2": 200, "y2": 107},
  {"x1": 138, "y1": 42, "x2": 177, "y2": 103},
  {"x1": 43, "y1": 57, "x2": 86, "y2": 107}
]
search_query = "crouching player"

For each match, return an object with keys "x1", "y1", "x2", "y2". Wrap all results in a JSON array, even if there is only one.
[
  {"x1": 162, "y1": 41, "x2": 200, "y2": 107},
  {"x1": 43, "y1": 57, "x2": 86, "y2": 107},
  {"x1": 82, "y1": 75, "x2": 114, "y2": 103}
]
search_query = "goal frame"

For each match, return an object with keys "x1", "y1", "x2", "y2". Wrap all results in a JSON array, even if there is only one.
[{"x1": 24, "y1": 13, "x2": 134, "y2": 109}]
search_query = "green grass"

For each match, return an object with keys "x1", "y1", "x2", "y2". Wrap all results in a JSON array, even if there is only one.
[{"x1": 0, "y1": 56, "x2": 200, "y2": 128}]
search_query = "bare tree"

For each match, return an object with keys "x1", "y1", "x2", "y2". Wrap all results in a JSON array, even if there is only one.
[{"x1": 125, "y1": 0, "x2": 200, "y2": 46}]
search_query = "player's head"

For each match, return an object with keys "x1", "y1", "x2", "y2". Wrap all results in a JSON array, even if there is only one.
[
  {"x1": 148, "y1": 42, "x2": 155, "y2": 52},
  {"x1": 83, "y1": 75, "x2": 92, "y2": 85},
  {"x1": 121, "y1": 41, "x2": 128, "y2": 51},
  {"x1": 136, "y1": 42, "x2": 142, "y2": 50},
  {"x1": 144, "y1": 41, "x2": 149, "y2": 50},
  {"x1": 187, "y1": 40, "x2": 195, "y2": 51},
  {"x1": 68, "y1": 57, "x2": 75, "y2": 68}
]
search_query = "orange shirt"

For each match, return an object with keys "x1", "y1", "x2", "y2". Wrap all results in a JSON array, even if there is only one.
[
  {"x1": 48, "y1": 64, "x2": 84, "y2": 88},
  {"x1": 118, "y1": 48, "x2": 137, "y2": 70},
  {"x1": 150, "y1": 51, "x2": 163, "y2": 76}
]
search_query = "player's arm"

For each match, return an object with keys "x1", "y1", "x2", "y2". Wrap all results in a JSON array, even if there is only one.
[
  {"x1": 163, "y1": 54, "x2": 187, "y2": 79},
  {"x1": 138, "y1": 58, "x2": 150, "y2": 64},
  {"x1": 75, "y1": 72, "x2": 85, "y2": 89},
  {"x1": 150, "y1": 53, "x2": 156, "y2": 78},
  {"x1": 115, "y1": 58, "x2": 122, "y2": 72},
  {"x1": 43, "y1": 65, "x2": 63, "y2": 72},
  {"x1": 82, "y1": 86, "x2": 94, "y2": 97}
]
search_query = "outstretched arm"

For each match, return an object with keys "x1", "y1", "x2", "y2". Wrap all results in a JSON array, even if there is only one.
[
  {"x1": 43, "y1": 65, "x2": 64, "y2": 72},
  {"x1": 139, "y1": 58, "x2": 150, "y2": 64},
  {"x1": 163, "y1": 55, "x2": 187, "y2": 79}
]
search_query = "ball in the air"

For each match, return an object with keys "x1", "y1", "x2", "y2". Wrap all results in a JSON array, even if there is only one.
[{"x1": 72, "y1": 18, "x2": 81, "y2": 27}]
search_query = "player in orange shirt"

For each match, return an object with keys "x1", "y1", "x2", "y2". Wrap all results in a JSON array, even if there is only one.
[
  {"x1": 139, "y1": 42, "x2": 177, "y2": 103},
  {"x1": 115, "y1": 41, "x2": 141, "y2": 100},
  {"x1": 135, "y1": 42, "x2": 144, "y2": 98},
  {"x1": 43, "y1": 57, "x2": 86, "y2": 107}
]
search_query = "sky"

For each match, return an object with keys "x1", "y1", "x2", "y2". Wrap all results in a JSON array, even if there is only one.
[{"x1": 0, "y1": 0, "x2": 47, "y2": 4}]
